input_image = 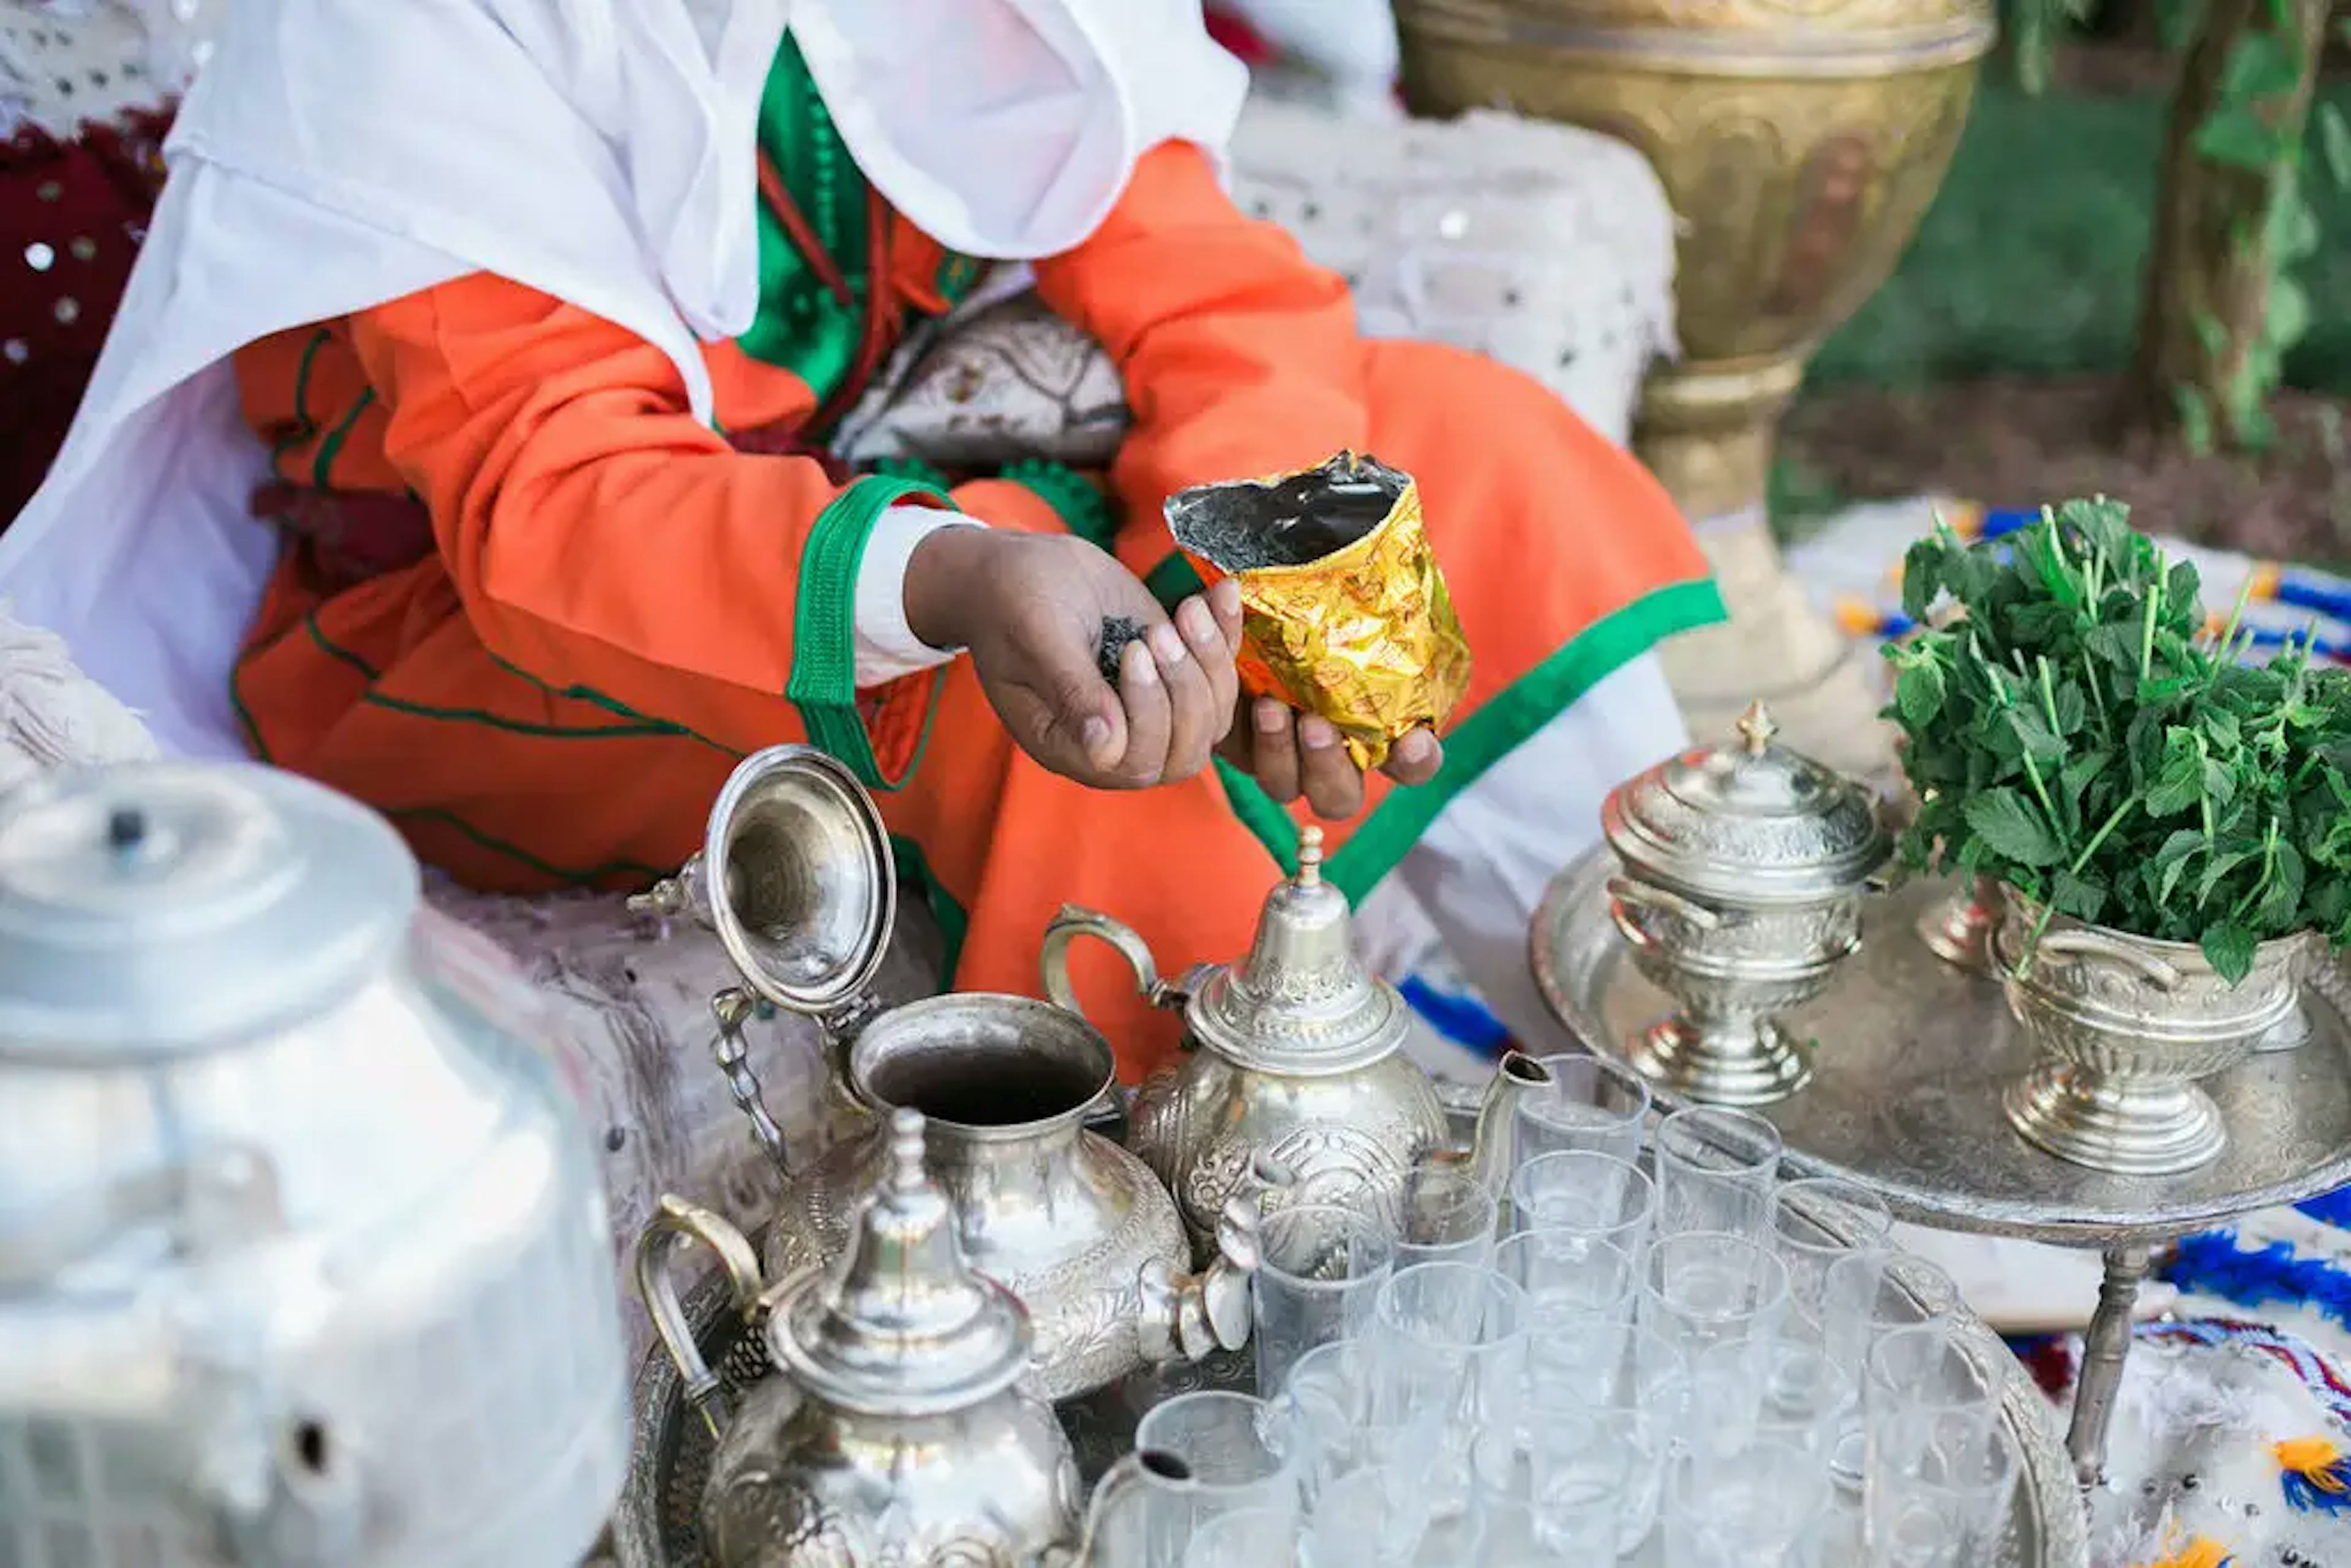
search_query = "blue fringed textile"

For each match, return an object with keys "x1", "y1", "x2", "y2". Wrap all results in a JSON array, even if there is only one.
[
  {"x1": 2275, "y1": 1436, "x2": 2351, "y2": 1515},
  {"x1": 2163, "y1": 1231, "x2": 2351, "y2": 1334},
  {"x1": 2295, "y1": 1185, "x2": 2351, "y2": 1232}
]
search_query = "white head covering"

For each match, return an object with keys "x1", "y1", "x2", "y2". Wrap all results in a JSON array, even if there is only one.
[{"x1": 0, "y1": 0, "x2": 1246, "y2": 758}]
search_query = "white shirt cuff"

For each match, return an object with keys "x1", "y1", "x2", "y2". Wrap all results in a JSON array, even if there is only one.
[{"x1": 854, "y1": 505, "x2": 979, "y2": 689}]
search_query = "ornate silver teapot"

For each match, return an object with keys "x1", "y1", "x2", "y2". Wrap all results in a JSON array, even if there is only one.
[
  {"x1": 0, "y1": 763, "x2": 628, "y2": 1568},
  {"x1": 640, "y1": 1111, "x2": 1082, "y2": 1567},
  {"x1": 636, "y1": 747, "x2": 1253, "y2": 1401},
  {"x1": 1042, "y1": 827, "x2": 1551, "y2": 1251}
]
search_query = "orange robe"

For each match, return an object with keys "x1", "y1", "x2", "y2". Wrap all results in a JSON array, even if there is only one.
[{"x1": 229, "y1": 140, "x2": 1719, "y2": 1078}]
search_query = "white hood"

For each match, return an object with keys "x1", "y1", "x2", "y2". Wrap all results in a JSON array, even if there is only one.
[{"x1": 0, "y1": 0, "x2": 1245, "y2": 757}]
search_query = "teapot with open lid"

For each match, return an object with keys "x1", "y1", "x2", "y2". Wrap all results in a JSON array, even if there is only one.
[
  {"x1": 1042, "y1": 827, "x2": 1550, "y2": 1250},
  {"x1": 639, "y1": 1109, "x2": 1081, "y2": 1566},
  {"x1": 632, "y1": 746, "x2": 1256, "y2": 1401}
]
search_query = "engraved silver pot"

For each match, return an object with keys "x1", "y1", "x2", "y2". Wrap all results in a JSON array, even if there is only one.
[
  {"x1": 639, "y1": 1112, "x2": 1082, "y2": 1567},
  {"x1": 1602, "y1": 702, "x2": 1891, "y2": 1105},
  {"x1": 1042, "y1": 826, "x2": 1550, "y2": 1255},
  {"x1": 1997, "y1": 892, "x2": 2304, "y2": 1175},
  {"x1": 0, "y1": 763, "x2": 628, "y2": 1568},
  {"x1": 637, "y1": 748, "x2": 1254, "y2": 1402}
]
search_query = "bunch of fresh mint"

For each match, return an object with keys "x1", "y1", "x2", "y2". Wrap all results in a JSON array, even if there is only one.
[{"x1": 1886, "y1": 497, "x2": 2351, "y2": 982}]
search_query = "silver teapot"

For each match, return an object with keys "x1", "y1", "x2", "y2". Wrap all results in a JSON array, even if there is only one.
[
  {"x1": 639, "y1": 1110, "x2": 1082, "y2": 1567},
  {"x1": 1042, "y1": 827, "x2": 1551, "y2": 1251},
  {"x1": 636, "y1": 747, "x2": 1254, "y2": 1401},
  {"x1": 0, "y1": 763, "x2": 628, "y2": 1568}
]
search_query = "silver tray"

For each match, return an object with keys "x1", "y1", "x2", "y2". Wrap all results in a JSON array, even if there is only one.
[
  {"x1": 1534, "y1": 851, "x2": 2351, "y2": 1248},
  {"x1": 612, "y1": 1242, "x2": 2086, "y2": 1568}
]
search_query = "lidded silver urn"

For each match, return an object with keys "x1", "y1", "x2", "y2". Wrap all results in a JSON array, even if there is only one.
[
  {"x1": 634, "y1": 747, "x2": 1254, "y2": 1401},
  {"x1": 639, "y1": 1110, "x2": 1082, "y2": 1567},
  {"x1": 0, "y1": 763, "x2": 628, "y2": 1568},
  {"x1": 1602, "y1": 702, "x2": 1891, "y2": 1106},
  {"x1": 1043, "y1": 826, "x2": 1551, "y2": 1248}
]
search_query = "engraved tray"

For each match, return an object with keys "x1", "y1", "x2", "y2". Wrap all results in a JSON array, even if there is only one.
[
  {"x1": 611, "y1": 1233, "x2": 2086, "y2": 1568},
  {"x1": 1534, "y1": 851, "x2": 2351, "y2": 1248}
]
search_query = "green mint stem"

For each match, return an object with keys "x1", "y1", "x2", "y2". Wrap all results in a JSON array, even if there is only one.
[
  {"x1": 2070, "y1": 799, "x2": 2135, "y2": 874},
  {"x1": 2140, "y1": 555, "x2": 2164, "y2": 681}
]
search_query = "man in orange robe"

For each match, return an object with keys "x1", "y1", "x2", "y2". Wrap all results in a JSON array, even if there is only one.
[{"x1": 4, "y1": 2, "x2": 1719, "y2": 1076}]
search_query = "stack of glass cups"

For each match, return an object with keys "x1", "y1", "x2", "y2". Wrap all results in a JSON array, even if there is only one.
[{"x1": 1061, "y1": 1049, "x2": 2023, "y2": 1565}]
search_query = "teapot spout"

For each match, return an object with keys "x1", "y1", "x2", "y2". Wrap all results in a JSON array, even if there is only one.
[{"x1": 1453, "y1": 1051, "x2": 1554, "y2": 1198}]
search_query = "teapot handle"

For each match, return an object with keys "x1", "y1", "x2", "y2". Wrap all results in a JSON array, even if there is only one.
[
  {"x1": 1041, "y1": 906, "x2": 1190, "y2": 1021},
  {"x1": 1135, "y1": 1177, "x2": 1274, "y2": 1367},
  {"x1": 635, "y1": 1194, "x2": 767, "y2": 1439},
  {"x1": 709, "y1": 987, "x2": 794, "y2": 1185},
  {"x1": 1044, "y1": 1449, "x2": 1190, "y2": 1568}
]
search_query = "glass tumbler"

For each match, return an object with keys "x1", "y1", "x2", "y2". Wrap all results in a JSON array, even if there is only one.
[
  {"x1": 1769, "y1": 1176, "x2": 1894, "y2": 1331},
  {"x1": 1641, "y1": 1230, "x2": 1791, "y2": 1365},
  {"x1": 1516, "y1": 1052, "x2": 1651, "y2": 1167},
  {"x1": 1865, "y1": 1419, "x2": 2020, "y2": 1567},
  {"x1": 1689, "y1": 1333, "x2": 1858, "y2": 1461},
  {"x1": 1384, "y1": 1164, "x2": 1499, "y2": 1270},
  {"x1": 1654, "y1": 1106, "x2": 1782, "y2": 1237},
  {"x1": 1509, "y1": 1149, "x2": 1655, "y2": 1254},
  {"x1": 1524, "y1": 1324, "x2": 1687, "y2": 1558},
  {"x1": 1252, "y1": 1202, "x2": 1397, "y2": 1396},
  {"x1": 1368, "y1": 1262, "x2": 1529, "y2": 1514},
  {"x1": 1182, "y1": 1506, "x2": 1300, "y2": 1568},
  {"x1": 1133, "y1": 1392, "x2": 1305, "y2": 1541},
  {"x1": 1662, "y1": 1436, "x2": 1828, "y2": 1567},
  {"x1": 1497, "y1": 1229, "x2": 1638, "y2": 1406}
]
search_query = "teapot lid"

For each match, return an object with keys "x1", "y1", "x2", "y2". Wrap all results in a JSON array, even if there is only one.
[
  {"x1": 1187, "y1": 828, "x2": 1409, "y2": 1075},
  {"x1": 768, "y1": 1109, "x2": 1033, "y2": 1416},
  {"x1": 1601, "y1": 702, "x2": 1889, "y2": 907},
  {"x1": 0, "y1": 763, "x2": 418, "y2": 1060},
  {"x1": 700, "y1": 746, "x2": 896, "y2": 1018}
]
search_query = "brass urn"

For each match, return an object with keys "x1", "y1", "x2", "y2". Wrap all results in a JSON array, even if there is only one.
[{"x1": 1393, "y1": 0, "x2": 1994, "y2": 778}]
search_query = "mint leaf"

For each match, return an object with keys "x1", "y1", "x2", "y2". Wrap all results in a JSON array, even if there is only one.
[
  {"x1": 1964, "y1": 789, "x2": 2064, "y2": 868},
  {"x1": 2202, "y1": 923, "x2": 2259, "y2": 984},
  {"x1": 1896, "y1": 661, "x2": 1948, "y2": 727}
]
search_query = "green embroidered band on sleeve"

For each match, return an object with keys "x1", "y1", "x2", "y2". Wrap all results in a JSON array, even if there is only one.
[
  {"x1": 1000, "y1": 459, "x2": 1117, "y2": 553},
  {"x1": 1144, "y1": 552, "x2": 1207, "y2": 612},
  {"x1": 1213, "y1": 577, "x2": 1729, "y2": 902},
  {"x1": 790, "y1": 475, "x2": 959, "y2": 790}
]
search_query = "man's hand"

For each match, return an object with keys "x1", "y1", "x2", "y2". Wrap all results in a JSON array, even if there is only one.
[
  {"x1": 905, "y1": 528, "x2": 1247, "y2": 788},
  {"x1": 1219, "y1": 700, "x2": 1443, "y2": 822}
]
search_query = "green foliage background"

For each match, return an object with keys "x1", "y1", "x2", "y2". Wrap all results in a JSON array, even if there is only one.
[{"x1": 1805, "y1": 78, "x2": 2351, "y2": 396}]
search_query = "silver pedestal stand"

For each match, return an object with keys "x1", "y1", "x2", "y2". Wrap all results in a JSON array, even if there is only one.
[{"x1": 1535, "y1": 853, "x2": 2351, "y2": 1501}]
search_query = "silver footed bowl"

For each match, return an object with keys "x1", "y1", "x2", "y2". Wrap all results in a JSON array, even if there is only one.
[{"x1": 1997, "y1": 891, "x2": 2304, "y2": 1176}]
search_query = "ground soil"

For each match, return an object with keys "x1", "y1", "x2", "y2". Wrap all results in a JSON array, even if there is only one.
[{"x1": 1782, "y1": 375, "x2": 2351, "y2": 566}]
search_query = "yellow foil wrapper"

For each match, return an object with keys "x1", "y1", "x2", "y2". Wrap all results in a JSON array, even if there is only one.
[{"x1": 1167, "y1": 451, "x2": 1472, "y2": 771}]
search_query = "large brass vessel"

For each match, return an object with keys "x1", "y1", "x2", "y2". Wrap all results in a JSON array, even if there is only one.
[{"x1": 1393, "y1": 0, "x2": 1995, "y2": 776}]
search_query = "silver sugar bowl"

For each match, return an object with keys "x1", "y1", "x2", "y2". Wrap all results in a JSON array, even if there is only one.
[
  {"x1": 1602, "y1": 702, "x2": 1891, "y2": 1106},
  {"x1": 636, "y1": 747, "x2": 1253, "y2": 1401},
  {"x1": 639, "y1": 1110, "x2": 1082, "y2": 1567},
  {"x1": 0, "y1": 763, "x2": 628, "y2": 1568},
  {"x1": 1043, "y1": 827, "x2": 1550, "y2": 1252}
]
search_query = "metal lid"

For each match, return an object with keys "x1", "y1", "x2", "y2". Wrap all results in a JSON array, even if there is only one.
[
  {"x1": 0, "y1": 763, "x2": 418, "y2": 1060},
  {"x1": 1187, "y1": 828, "x2": 1409, "y2": 1075},
  {"x1": 700, "y1": 746, "x2": 896, "y2": 1017},
  {"x1": 1602, "y1": 702, "x2": 1889, "y2": 907},
  {"x1": 768, "y1": 1109, "x2": 1032, "y2": 1416}
]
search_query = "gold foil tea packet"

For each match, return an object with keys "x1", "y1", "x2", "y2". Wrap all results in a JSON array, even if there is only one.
[{"x1": 1166, "y1": 451, "x2": 1471, "y2": 771}]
